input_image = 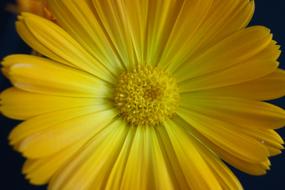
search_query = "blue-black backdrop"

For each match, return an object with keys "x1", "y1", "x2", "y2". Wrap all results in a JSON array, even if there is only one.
[{"x1": 0, "y1": 0, "x2": 285, "y2": 189}]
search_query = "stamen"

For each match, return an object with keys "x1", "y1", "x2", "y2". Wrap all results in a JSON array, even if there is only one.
[{"x1": 114, "y1": 65, "x2": 180, "y2": 126}]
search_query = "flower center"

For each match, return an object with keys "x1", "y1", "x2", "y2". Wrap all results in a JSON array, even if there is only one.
[{"x1": 114, "y1": 65, "x2": 180, "y2": 126}]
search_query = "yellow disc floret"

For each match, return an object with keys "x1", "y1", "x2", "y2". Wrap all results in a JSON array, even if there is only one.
[{"x1": 114, "y1": 65, "x2": 180, "y2": 126}]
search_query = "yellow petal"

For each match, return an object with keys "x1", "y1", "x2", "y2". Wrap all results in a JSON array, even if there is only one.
[
  {"x1": 188, "y1": 0, "x2": 255, "y2": 58},
  {"x1": 159, "y1": 0, "x2": 254, "y2": 71},
  {"x1": 175, "y1": 26, "x2": 278, "y2": 81},
  {"x1": 187, "y1": 69, "x2": 285, "y2": 101},
  {"x1": 48, "y1": 0, "x2": 125, "y2": 72},
  {"x1": 205, "y1": 138, "x2": 271, "y2": 176},
  {"x1": 119, "y1": 126, "x2": 154, "y2": 190},
  {"x1": 104, "y1": 126, "x2": 137, "y2": 189},
  {"x1": 173, "y1": 115, "x2": 271, "y2": 175},
  {"x1": 105, "y1": 126, "x2": 175, "y2": 190},
  {"x1": 147, "y1": 128, "x2": 176, "y2": 190},
  {"x1": 177, "y1": 108, "x2": 269, "y2": 163},
  {"x1": 180, "y1": 96, "x2": 285, "y2": 129},
  {"x1": 119, "y1": 126, "x2": 175, "y2": 190},
  {"x1": 10, "y1": 106, "x2": 117, "y2": 158},
  {"x1": 23, "y1": 138, "x2": 87, "y2": 185},
  {"x1": 91, "y1": 0, "x2": 135, "y2": 67},
  {"x1": 182, "y1": 97, "x2": 285, "y2": 155},
  {"x1": 143, "y1": 0, "x2": 184, "y2": 66},
  {"x1": 158, "y1": 0, "x2": 213, "y2": 69},
  {"x1": 91, "y1": 0, "x2": 183, "y2": 67},
  {"x1": 117, "y1": 0, "x2": 149, "y2": 63},
  {"x1": 178, "y1": 31, "x2": 280, "y2": 91},
  {"x1": 17, "y1": 12, "x2": 114, "y2": 82},
  {"x1": 0, "y1": 88, "x2": 108, "y2": 120},
  {"x1": 160, "y1": 120, "x2": 222, "y2": 190},
  {"x1": 194, "y1": 139, "x2": 243, "y2": 190},
  {"x1": 217, "y1": 146, "x2": 271, "y2": 176},
  {"x1": 183, "y1": 96, "x2": 284, "y2": 154},
  {"x1": 2, "y1": 55, "x2": 111, "y2": 97},
  {"x1": 238, "y1": 128, "x2": 284, "y2": 156},
  {"x1": 15, "y1": 19, "x2": 68, "y2": 65},
  {"x1": 49, "y1": 119, "x2": 128, "y2": 190},
  {"x1": 178, "y1": 57, "x2": 278, "y2": 92}
]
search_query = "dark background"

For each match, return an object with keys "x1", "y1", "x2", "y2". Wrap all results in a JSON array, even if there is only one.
[{"x1": 0, "y1": 0, "x2": 285, "y2": 189}]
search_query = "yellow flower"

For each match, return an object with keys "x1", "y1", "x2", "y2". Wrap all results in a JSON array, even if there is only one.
[{"x1": 1, "y1": 0, "x2": 285, "y2": 189}]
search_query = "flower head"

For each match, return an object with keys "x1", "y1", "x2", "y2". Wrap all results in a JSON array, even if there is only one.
[
  {"x1": 1, "y1": 0, "x2": 285, "y2": 189},
  {"x1": 114, "y1": 65, "x2": 180, "y2": 126}
]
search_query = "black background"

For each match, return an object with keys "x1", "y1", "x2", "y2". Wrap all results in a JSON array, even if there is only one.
[{"x1": 0, "y1": 0, "x2": 285, "y2": 189}]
